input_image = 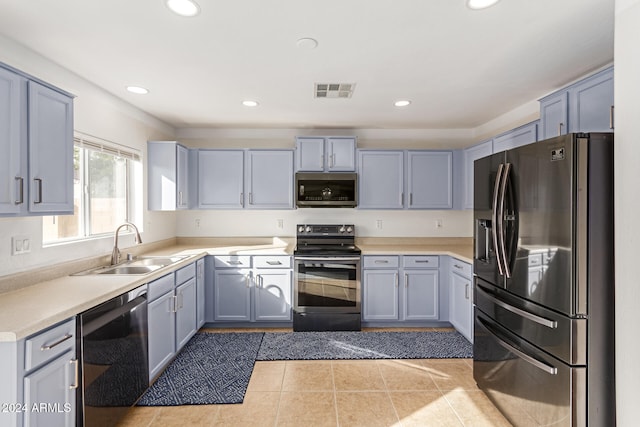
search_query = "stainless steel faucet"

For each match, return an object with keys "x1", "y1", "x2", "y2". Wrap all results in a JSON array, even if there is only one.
[{"x1": 111, "y1": 222, "x2": 142, "y2": 265}]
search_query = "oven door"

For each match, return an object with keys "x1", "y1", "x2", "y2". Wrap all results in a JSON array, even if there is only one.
[{"x1": 294, "y1": 256, "x2": 361, "y2": 313}]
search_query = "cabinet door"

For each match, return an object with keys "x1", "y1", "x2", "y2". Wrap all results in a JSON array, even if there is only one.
[
  {"x1": 358, "y1": 151, "x2": 404, "y2": 209},
  {"x1": 449, "y1": 272, "x2": 473, "y2": 342},
  {"x1": 196, "y1": 258, "x2": 206, "y2": 328},
  {"x1": 23, "y1": 350, "x2": 76, "y2": 427},
  {"x1": 569, "y1": 68, "x2": 614, "y2": 133},
  {"x1": 539, "y1": 92, "x2": 568, "y2": 140},
  {"x1": 296, "y1": 137, "x2": 325, "y2": 171},
  {"x1": 176, "y1": 144, "x2": 189, "y2": 209},
  {"x1": 148, "y1": 291, "x2": 176, "y2": 380},
  {"x1": 148, "y1": 141, "x2": 178, "y2": 211},
  {"x1": 176, "y1": 278, "x2": 197, "y2": 350},
  {"x1": 463, "y1": 140, "x2": 493, "y2": 210},
  {"x1": 247, "y1": 151, "x2": 294, "y2": 209},
  {"x1": 403, "y1": 270, "x2": 439, "y2": 320},
  {"x1": 198, "y1": 150, "x2": 244, "y2": 208},
  {"x1": 254, "y1": 269, "x2": 292, "y2": 321},
  {"x1": 362, "y1": 270, "x2": 399, "y2": 320},
  {"x1": 407, "y1": 151, "x2": 452, "y2": 209},
  {"x1": 0, "y1": 67, "x2": 25, "y2": 215},
  {"x1": 28, "y1": 81, "x2": 74, "y2": 214},
  {"x1": 214, "y1": 270, "x2": 252, "y2": 321},
  {"x1": 326, "y1": 137, "x2": 356, "y2": 171}
]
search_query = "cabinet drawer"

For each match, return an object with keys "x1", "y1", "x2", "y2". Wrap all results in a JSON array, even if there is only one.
[
  {"x1": 176, "y1": 262, "x2": 196, "y2": 285},
  {"x1": 148, "y1": 272, "x2": 175, "y2": 302},
  {"x1": 24, "y1": 318, "x2": 75, "y2": 371},
  {"x1": 253, "y1": 255, "x2": 291, "y2": 269},
  {"x1": 450, "y1": 258, "x2": 472, "y2": 278},
  {"x1": 403, "y1": 255, "x2": 439, "y2": 269},
  {"x1": 214, "y1": 256, "x2": 252, "y2": 268},
  {"x1": 363, "y1": 256, "x2": 399, "y2": 269},
  {"x1": 528, "y1": 254, "x2": 543, "y2": 267}
]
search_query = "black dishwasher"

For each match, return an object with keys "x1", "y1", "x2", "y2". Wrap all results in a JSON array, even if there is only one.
[{"x1": 76, "y1": 285, "x2": 148, "y2": 427}]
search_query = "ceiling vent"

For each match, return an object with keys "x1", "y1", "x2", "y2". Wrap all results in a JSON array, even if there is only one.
[{"x1": 315, "y1": 83, "x2": 355, "y2": 98}]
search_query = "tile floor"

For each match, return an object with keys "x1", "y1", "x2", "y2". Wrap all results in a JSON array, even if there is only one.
[{"x1": 117, "y1": 329, "x2": 512, "y2": 427}]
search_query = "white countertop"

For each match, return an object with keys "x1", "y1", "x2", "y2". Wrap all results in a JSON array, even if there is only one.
[{"x1": 0, "y1": 237, "x2": 472, "y2": 342}]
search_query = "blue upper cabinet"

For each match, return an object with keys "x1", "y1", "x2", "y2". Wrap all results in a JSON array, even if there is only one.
[
  {"x1": 568, "y1": 67, "x2": 614, "y2": 133},
  {"x1": 539, "y1": 91, "x2": 568, "y2": 140},
  {"x1": 197, "y1": 149, "x2": 245, "y2": 209},
  {"x1": 0, "y1": 66, "x2": 25, "y2": 215},
  {"x1": 407, "y1": 151, "x2": 453, "y2": 209},
  {"x1": 540, "y1": 66, "x2": 613, "y2": 139},
  {"x1": 148, "y1": 141, "x2": 192, "y2": 210},
  {"x1": 1, "y1": 63, "x2": 74, "y2": 217},
  {"x1": 462, "y1": 139, "x2": 493, "y2": 210},
  {"x1": 358, "y1": 150, "x2": 404, "y2": 209},
  {"x1": 492, "y1": 121, "x2": 538, "y2": 152},
  {"x1": 246, "y1": 150, "x2": 294, "y2": 209},
  {"x1": 296, "y1": 136, "x2": 356, "y2": 172}
]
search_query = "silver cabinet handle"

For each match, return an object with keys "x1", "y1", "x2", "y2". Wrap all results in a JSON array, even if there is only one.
[
  {"x1": 465, "y1": 283, "x2": 470, "y2": 299},
  {"x1": 246, "y1": 274, "x2": 251, "y2": 288},
  {"x1": 400, "y1": 192, "x2": 404, "y2": 206},
  {"x1": 266, "y1": 260, "x2": 282, "y2": 266},
  {"x1": 558, "y1": 122, "x2": 564, "y2": 136},
  {"x1": 331, "y1": 153, "x2": 336, "y2": 168},
  {"x1": 70, "y1": 359, "x2": 79, "y2": 389},
  {"x1": 41, "y1": 333, "x2": 73, "y2": 351},
  {"x1": 249, "y1": 193, "x2": 253, "y2": 205},
  {"x1": 240, "y1": 192, "x2": 244, "y2": 207},
  {"x1": 404, "y1": 273, "x2": 408, "y2": 288},
  {"x1": 610, "y1": 105, "x2": 614, "y2": 129},
  {"x1": 394, "y1": 273, "x2": 398, "y2": 288},
  {"x1": 374, "y1": 259, "x2": 389, "y2": 264},
  {"x1": 414, "y1": 259, "x2": 430, "y2": 264},
  {"x1": 320, "y1": 154, "x2": 324, "y2": 169},
  {"x1": 178, "y1": 191, "x2": 183, "y2": 206},
  {"x1": 409, "y1": 193, "x2": 413, "y2": 206},
  {"x1": 454, "y1": 264, "x2": 464, "y2": 270},
  {"x1": 15, "y1": 177, "x2": 24, "y2": 205},
  {"x1": 34, "y1": 178, "x2": 43, "y2": 204},
  {"x1": 228, "y1": 260, "x2": 243, "y2": 265}
]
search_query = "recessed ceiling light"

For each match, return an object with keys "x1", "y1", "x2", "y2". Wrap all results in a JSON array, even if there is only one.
[
  {"x1": 126, "y1": 86, "x2": 149, "y2": 95},
  {"x1": 466, "y1": 0, "x2": 500, "y2": 10},
  {"x1": 296, "y1": 38, "x2": 318, "y2": 50},
  {"x1": 242, "y1": 100, "x2": 259, "y2": 107},
  {"x1": 394, "y1": 100, "x2": 411, "y2": 107},
  {"x1": 165, "y1": 0, "x2": 200, "y2": 17}
]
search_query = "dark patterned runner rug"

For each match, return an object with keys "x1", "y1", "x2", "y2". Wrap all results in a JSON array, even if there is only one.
[
  {"x1": 257, "y1": 331, "x2": 473, "y2": 360},
  {"x1": 138, "y1": 330, "x2": 472, "y2": 405}
]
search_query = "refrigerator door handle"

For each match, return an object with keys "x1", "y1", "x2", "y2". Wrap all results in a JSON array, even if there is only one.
[
  {"x1": 497, "y1": 162, "x2": 512, "y2": 278},
  {"x1": 477, "y1": 284, "x2": 558, "y2": 329},
  {"x1": 478, "y1": 316, "x2": 558, "y2": 376},
  {"x1": 492, "y1": 163, "x2": 505, "y2": 276}
]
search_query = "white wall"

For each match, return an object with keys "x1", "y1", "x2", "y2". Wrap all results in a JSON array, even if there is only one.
[
  {"x1": 614, "y1": 1, "x2": 640, "y2": 424},
  {"x1": 0, "y1": 35, "x2": 177, "y2": 277},
  {"x1": 176, "y1": 209, "x2": 472, "y2": 238}
]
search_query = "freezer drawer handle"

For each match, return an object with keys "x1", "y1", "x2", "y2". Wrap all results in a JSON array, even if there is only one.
[
  {"x1": 478, "y1": 285, "x2": 557, "y2": 329},
  {"x1": 478, "y1": 316, "x2": 558, "y2": 376}
]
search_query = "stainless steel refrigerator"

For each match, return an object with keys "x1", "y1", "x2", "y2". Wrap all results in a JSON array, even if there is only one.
[{"x1": 473, "y1": 133, "x2": 615, "y2": 426}]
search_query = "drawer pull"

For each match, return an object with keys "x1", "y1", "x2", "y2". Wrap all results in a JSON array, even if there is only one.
[
  {"x1": 374, "y1": 260, "x2": 389, "y2": 264},
  {"x1": 228, "y1": 260, "x2": 243, "y2": 265},
  {"x1": 266, "y1": 260, "x2": 282, "y2": 266},
  {"x1": 454, "y1": 264, "x2": 464, "y2": 270},
  {"x1": 70, "y1": 359, "x2": 79, "y2": 389},
  {"x1": 414, "y1": 260, "x2": 431, "y2": 263},
  {"x1": 41, "y1": 333, "x2": 73, "y2": 351}
]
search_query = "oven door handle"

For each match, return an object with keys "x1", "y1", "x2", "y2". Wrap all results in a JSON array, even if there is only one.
[{"x1": 295, "y1": 256, "x2": 361, "y2": 262}]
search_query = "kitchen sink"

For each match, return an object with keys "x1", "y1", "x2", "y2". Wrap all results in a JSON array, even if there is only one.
[
  {"x1": 98, "y1": 265, "x2": 162, "y2": 275},
  {"x1": 72, "y1": 255, "x2": 189, "y2": 276}
]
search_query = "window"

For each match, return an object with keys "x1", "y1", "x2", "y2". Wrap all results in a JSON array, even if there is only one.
[{"x1": 43, "y1": 135, "x2": 142, "y2": 244}]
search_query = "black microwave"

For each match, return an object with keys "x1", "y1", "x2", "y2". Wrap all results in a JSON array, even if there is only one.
[{"x1": 295, "y1": 172, "x2": 357, "y2": 208}]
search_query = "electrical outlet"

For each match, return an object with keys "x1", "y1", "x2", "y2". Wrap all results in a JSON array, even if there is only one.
[
  {"x1": 376, "y1": 220, "x2": 383, "y2": 229},
  {"x1": 195, "y1": 219, "x2": 201, "y2": 228},
  {"x1": 12, "y1": 235, "x2": 31, "y2": 255},
  {"x1": 435, "y1": 219, "x2": 443, "y2": 229},
  {"x1": 277, "y1": 219, "x2": 284, "y2": 229}
]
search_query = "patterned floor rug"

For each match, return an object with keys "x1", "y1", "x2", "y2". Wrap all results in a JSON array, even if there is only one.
[
  {"x1": 137, "y1": 330, "x2": 472, "y2": 406},
  {"x1": 257, "y1": 331, "x2": 473, "y2": 360},
  {"x1": 137, "y1": 332, "x2": 264, "y2": 406}
]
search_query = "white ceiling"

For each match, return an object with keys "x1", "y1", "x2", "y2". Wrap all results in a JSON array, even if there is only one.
[{"x1": 0, "y1": 0, "x2": 614, "y2": 131}]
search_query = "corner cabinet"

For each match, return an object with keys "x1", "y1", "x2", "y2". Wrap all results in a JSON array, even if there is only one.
[
  {"x1": 296, "y1": 136, "x2": 356, "y2": 172},
  {"x1": 148, "y1": 141, "x2": 191, "y2": 210},
  {"x1": 1, "y1": 63, "x2": 74, "y2": 216}
]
